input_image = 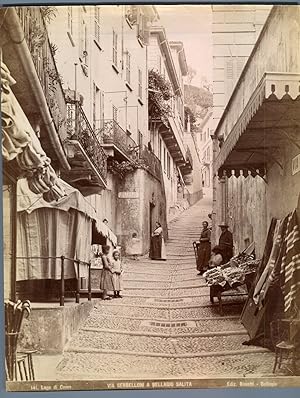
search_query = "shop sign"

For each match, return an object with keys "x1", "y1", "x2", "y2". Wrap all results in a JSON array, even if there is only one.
[{"x1": 118, "y1": 191, "x2": 139, "y2": 199}]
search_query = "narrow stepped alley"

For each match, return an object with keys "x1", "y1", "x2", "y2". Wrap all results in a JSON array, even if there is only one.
[{"x1": 56, "y1": 197, "x2": 275, "y2": 380}]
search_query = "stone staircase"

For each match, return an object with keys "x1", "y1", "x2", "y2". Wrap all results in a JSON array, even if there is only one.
[{"x1": 55, "y1": 197, "x2": 275, "y2": 380}]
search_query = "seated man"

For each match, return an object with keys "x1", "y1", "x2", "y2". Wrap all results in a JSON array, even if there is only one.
[{"x1": 209, "y1": 246, "x2": 224, "y2": 268}]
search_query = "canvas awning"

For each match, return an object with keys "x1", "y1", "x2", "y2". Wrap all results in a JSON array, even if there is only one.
[
  {"x1": 213, "y1": 72, "x2": 300, "y2": 176},
  {"x1": 17, "y1": 178, "x2": 117, "y2": 246},
  {"x1": 1, "y1": 61, "x2": 65, "y2": 201}
]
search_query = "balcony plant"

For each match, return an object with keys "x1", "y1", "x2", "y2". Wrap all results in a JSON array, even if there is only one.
[
  {"x1": 148, "y1": 69, "x2": 173, "y2": 126},
  {"x1": 107, "y1": 158, "x2": 148, "y2": 179}
]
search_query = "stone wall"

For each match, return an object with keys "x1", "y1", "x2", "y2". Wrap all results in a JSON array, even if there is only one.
[{"x1": 116, "y1": 169, "x2": 167, "y2": 255}]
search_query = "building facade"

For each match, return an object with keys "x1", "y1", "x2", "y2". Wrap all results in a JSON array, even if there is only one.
[
  {"x1": 147, "y1": 27, "x2": 196, "y2": 222},
  {"x1": 211, "y1": 5, "x2": 272, "y2": 250},
  {"x1": 197, "y1": 109, "x2": 213, "y2": 191},
  {"x1": 213, "y1": 6, "x2": 300, "y2": 259}
]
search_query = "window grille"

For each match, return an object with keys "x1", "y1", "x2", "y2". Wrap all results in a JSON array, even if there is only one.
[
  {"x1": 112, "y1": 30, "x2": 118, "y2": 68},
  {"x1": 94, "y1": 6, "x2": 101, "y2": 45},
  {"x1": 112, "y1": 105, "x2": 118, "y2": 122},
  {"x1": 138, "y1": 69, "x2": 142, "y2": 99},
  {"x1": 67, "y1": 6, "x2": 73, "y2": 35},
  {"x1": 125, "y1": 51, "x2": 131, "y2": 84}
]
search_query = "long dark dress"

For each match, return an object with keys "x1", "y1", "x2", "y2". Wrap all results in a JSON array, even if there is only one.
[
  {"x1": 149, "y1": 227, "x2": 166, "y2": 260},
  {"x1": 219, "y1": 230, "x2": 233, "y2": 263},
  {"x1": 197, "y1": 228, "x2": 211, "y2": 271}
]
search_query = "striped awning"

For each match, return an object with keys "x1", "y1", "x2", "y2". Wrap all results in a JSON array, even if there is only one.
[
  {"x1": 213, "y1": 72, "x2": 300, "y2": 175},
  {"x1": 1, "y1": 61, "x2": 65, "y2": 201}
]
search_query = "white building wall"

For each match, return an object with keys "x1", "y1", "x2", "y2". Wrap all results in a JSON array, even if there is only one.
[
  {"x1": 47, "y1": 5, "x2": 152, "y2": 232},
  {"x1": 212, "y1": 5, "x2": 271, "y2": 131}
]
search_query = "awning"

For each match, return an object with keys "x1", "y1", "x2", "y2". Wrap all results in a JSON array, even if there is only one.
[
  {"x1": 1, "y1": 61, "x2": 65, "y2": 201},
  {"x1": 17, "y1": 178, "x2": 118, "y2": 246},
  {"x1": 214, "y1": 73, "x2": 300, "y2": 175}
]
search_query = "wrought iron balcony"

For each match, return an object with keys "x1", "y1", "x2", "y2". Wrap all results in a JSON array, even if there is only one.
[
  {"x1": 95, "y1": 120, "x2": 139, "y2": 162},
  {"x1": 66, "y1": 102, "x2": 107, "y2": 189},
  {"x1": 139, "y1": 147, "x2": 163, "y2": 182},
  {"x1": 15, "y1": 7, "x2": 67, "y2": 142}
]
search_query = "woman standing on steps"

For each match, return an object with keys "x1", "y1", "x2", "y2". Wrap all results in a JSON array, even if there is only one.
[
  {"x1": 100, "y1": 245, "x2": 114, "y2": 300},
  {"x1": 149, "y1": 221, "x2": 167, "y2": 261},
  {"x1": 196, "y1": 221, "x2": 211, "y2": 275}
]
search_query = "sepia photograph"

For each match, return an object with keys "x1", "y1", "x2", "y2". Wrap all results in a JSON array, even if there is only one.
[{"x1": 1, "y1": 2, "x2": 300, "y2": 392}]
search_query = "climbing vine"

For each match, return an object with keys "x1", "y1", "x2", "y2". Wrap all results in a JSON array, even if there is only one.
[{"x1": 148, "y1": 69, "x2": 174, "y2": 125}]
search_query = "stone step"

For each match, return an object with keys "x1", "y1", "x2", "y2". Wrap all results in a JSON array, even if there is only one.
[
  {"x1": 66, "y1": 329, "x2": 254, "y2": 356},
  {"x1": 91, "y1": 300, "x2": 245, "y2": 318},
  {"x1": 83, "y1": 314, "x2": 244, "y2": 334},
  {"x1": 57, "y1": 349, "x2": 273, "y2": 381},
  {"x1": 123, "y1": 283, "x2": 207, "y2": 290}
]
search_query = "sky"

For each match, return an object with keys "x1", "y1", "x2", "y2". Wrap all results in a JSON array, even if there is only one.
[{"x1": 155, "y1": 5, "x2": 213, "y2": 86}]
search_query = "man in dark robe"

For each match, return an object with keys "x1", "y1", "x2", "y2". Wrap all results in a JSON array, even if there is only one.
[{"x1": 218, "y1": 222, "x2": 233, "y2": 263}]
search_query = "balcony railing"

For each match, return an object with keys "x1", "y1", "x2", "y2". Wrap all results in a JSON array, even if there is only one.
[
  {"x1": 95, "y1": 120, "x2": 138, "y2": 161},
  {"x1": 67, "y1": 102, "x2": 107, "y2": 183},
  {"x1": 139, "y1": 147, "x2": 162, "y2": 181},
  {"x1": 16, "y1": 7, "x2": 67, "y2": 141}
]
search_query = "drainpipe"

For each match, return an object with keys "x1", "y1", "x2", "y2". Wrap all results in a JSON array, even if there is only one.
[
  {"x1": 211, "y1": 134, "x2": 218, "y2": 247},
  {"x1": 4, "y1": 8, "x2": 70, "y2": 171}
]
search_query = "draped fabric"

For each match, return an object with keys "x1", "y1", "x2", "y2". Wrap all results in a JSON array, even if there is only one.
[
  {"x1": 253, "y1": 219, "x2": 286, "y2": 307},
  {"x1": 1, "y1": 62, "x2": 65, "y2": 201},
  {"x1": 280, "y1": 210, "x2": 300, "y2": 314},
  {"x1": 241, "y1": 210, "x2": 300, "y2": 349},
  {"x1": 1, "y1": 62, "x2": 30, "y2": 161},
  {"x1": 17, "y1": 208, "x2": 91, "y2": 280}
]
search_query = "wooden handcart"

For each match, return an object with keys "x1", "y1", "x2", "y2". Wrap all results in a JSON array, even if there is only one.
[
  {"x1": 209, "y1": 272, "x2": 255, "y2": 316},
  {"x1": 209, "y1": 243, "x2": 256, "y2": 315}
]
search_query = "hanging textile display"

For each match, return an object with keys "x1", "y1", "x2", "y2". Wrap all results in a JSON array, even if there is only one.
[
  {"x1": 280, "y1": 210, "x2": 300, "y2": 314},
  {"x1": 1, "y1": 61, "x2": 65, "y2": 201},
  {"x1": 241, "y1": 209, "x2": 300, "y2": 350},
  {"x1": 16, "y1": 179, "x2": 97, "y2": 280},
  {"x1": 17, "y1": 208, "x2": 91, "y2": 280}
]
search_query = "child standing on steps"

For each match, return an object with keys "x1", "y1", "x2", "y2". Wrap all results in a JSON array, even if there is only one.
[
  {"x1": 100, "y1": 245, "x2": 114, "y2": 300},
  {"x1": 111, "y1": 249, "x2": 123, "y2": 298}
]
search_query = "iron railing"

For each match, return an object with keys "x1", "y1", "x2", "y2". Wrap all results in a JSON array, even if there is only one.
[
  {"x1": 139, "y1": 146, "x2": 162, "y2": 181},
  {"x1": 16, "y1": 7, "x2": 67, "y2": 141},
  {"x1": 95, "y1": 119, "x2": 138, "y2": 161},
  {"x1": 67, "y1": 102, "x2": 107, "y2": 182},
  {"x1": 16, "y1": 256, "x2": 92, "y2": 307}
]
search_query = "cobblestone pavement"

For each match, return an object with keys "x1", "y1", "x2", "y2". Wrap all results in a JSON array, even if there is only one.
[{"x1": 57, "y1": 196, "x2": 278, "y2": 380}]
